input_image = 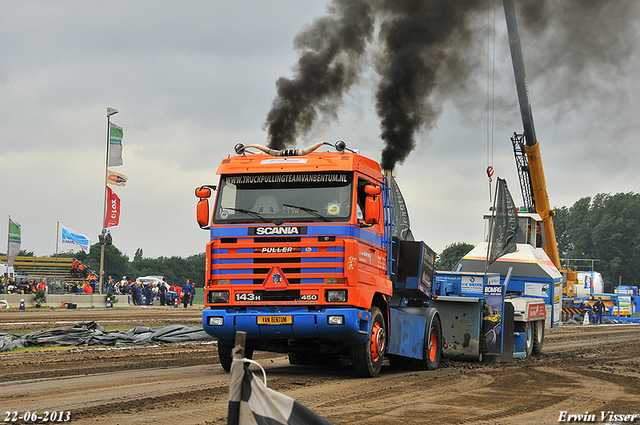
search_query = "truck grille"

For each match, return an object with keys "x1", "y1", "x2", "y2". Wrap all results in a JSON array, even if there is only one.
[{"x1": 210, "y1": 235, "x2": 344, "y2": 285}]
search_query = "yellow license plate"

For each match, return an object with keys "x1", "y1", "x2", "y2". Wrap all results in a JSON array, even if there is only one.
[{"x1": 257, "y1": 315, "x2": 292, "y2": 325}]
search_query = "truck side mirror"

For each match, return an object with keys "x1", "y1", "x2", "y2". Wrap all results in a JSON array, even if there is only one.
[
  {"x1": 196, "y1": 199, "x2": 210, "y2": 228},
  {"x1": 364, "y1": 184, "x2": 380, "y2": 225},
  {"x1": 195, "y1": 185, "x2": 215, "y2": 229},
  {"x1": 195, "y1": 186, "x2": 215, "y2": 199}
]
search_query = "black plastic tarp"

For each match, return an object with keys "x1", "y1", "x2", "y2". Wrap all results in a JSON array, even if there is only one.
[{"x1": 0, "y1": 321, "x2": 214, "y2": 352}]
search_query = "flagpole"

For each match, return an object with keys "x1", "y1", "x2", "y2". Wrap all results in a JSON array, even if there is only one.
[
  {"x1": 55, "y1": 221, "x2": 59, "y2": 286},
  {"x1": 6, "y1": 216, "x2": 9, "y2": 268},
  {"x1": 100, "y1": 108, "x2": 118, "y2": 295},
  {"x1": 6, "y1": 216, "x2": 9, "y2": 279}
]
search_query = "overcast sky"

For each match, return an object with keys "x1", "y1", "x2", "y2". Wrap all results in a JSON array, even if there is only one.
[{"x1": 2, "y1": 1, "x2": 639, "y2": 261}]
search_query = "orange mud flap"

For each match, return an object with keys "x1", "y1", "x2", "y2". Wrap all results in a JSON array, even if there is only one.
[{"x1": 429, "y1": 296, "x2": 483, "y2": 361}]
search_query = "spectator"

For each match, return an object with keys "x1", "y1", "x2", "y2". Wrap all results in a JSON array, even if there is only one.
[
  {"x1": 175, "y1": 284, "x2": 182, "y2": 307},
  {"x1": 71, "y1": 258, "x2": 79, "y2": 277},
  {"x1": 593, "y1": 297, "x2": 605, "y2": 325},
  {"x1": 144, "y1": 284, "x2": 153, "y2": 306},
  {"x1": 122, "y1": 281, "x2": 131, "y2": 305},
  {"x1": 158, "y1": 283, "x2": 167, "y2": 306},
  {"x1": 182, "y1": 280, "x2": 194, "y2": 308},
  {"x1": 131, "y1": 282, "x2": 142, "y2": 305},
  {"x1": 107, "y1": 275, "x2": 116, "y2": 293},
  {"x1": 581, "y1": 299, "x2": 592, "y2": 324}
]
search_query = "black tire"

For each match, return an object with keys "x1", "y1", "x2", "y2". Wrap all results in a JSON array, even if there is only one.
[
  {"x1": 524, "y1": 321, "x2": 534, "y2": 357},
  {"x1": 218, "y1": 340, "x2": 254, "y2": 372},
  {"x1": 425, "y1": 314, "x2": 442, "y2": 370},
  {"x1": 288, "y1": 351, "x2": 309, "y2": 365},
  {"x1": 350, "y1": 307, "x2": 386, "y2": 378},
  {"x1": 532, "y1": 320, "x2": 544, "y2": 355},
  {"x1": 217, "y1": 340, "x2": 233, "y2": 372}
]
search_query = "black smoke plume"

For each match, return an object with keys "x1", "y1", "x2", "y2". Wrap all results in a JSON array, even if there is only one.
[
  {"x1": 265, "y1": 0, "x2": 640, "y2": 171},
  {"x1": 374, "y1": 1, "x2": 484, "y2": 171},
  {"x1": 265, "y1": 0, "x2": 374, "y2": 150}
]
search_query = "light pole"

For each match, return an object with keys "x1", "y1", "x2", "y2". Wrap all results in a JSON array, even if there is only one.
[{"x1": 99, "y1": 107, "x2": 118, "y2": 294}]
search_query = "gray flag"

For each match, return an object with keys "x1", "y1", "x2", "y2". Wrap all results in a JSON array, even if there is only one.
[{"x1": 489, "y1": 178, "x2": 519, "y2": 264}]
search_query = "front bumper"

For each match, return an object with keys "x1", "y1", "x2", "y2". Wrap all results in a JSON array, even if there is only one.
[{"x1": 202, "y1": 306, "x2": 371, "y2": 345}]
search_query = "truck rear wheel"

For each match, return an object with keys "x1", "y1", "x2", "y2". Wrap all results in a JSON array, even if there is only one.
[
  {"x1": 425, "y1": 315, "x2": 442, "y2": 370},
  {"x1": 532, "y1": 320, "x2": 544, "y2": 355},
  {"x1": 524, "y1": 321, "x2": 534, "y2": 356},
  {"x1": 350, "y1": 307, "x2": 386, "y2": 378}
]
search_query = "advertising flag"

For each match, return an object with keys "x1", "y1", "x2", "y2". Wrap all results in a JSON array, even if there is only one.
[
  {"x1": 7, "y1": 218, "x2": 21, "y2": 267},
  {"x1": 108, "y1": 122, "x2": 124, "y2": 166},
  {"x1": 59, "y1": 223, "x2": 90, "y2": 254},
  {"x1": 105, "y1": 186, "x2": 121, "y2": 228},
  {"x1": 107, "y1": 169, "x2": 128, "y2": 187},
  {"x1": 389, "y1": 176, "x2": 415, "y2": 241},
  {"x1": 489, "y1": 178, "x2": 520, "y2": 264}
]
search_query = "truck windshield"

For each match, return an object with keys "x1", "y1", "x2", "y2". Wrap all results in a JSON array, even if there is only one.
[{"x1": 213, "y1": 172, "x2": 354, "y2": 224}]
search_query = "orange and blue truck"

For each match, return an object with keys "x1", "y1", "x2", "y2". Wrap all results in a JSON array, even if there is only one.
[{"x1": 195, "y1": 141, "x2": 555, "y2": 377}]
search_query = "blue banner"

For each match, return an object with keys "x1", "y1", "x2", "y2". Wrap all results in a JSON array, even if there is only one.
[{"x1": 58, "y1": 223, "x2": 90, "y2": 254}]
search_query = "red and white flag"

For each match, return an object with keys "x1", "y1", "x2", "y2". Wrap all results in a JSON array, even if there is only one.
[
  {"x1": 107, "y1": 169, "x2": 128, "y2": 187},
  {"x1": 105, "y1": 186, "x2": 121, "y2": 228}
]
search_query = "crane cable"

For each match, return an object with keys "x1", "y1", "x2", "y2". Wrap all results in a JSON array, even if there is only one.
[{"x1": 486, "y1": 0, "x2": 497, "y2": 202}]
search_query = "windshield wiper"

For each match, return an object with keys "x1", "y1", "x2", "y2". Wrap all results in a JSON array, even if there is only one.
[
  {"x1": 282, "y1": 204, "x2": 331, "y2": 222},
  {"x1": 225, "y1": 208, "x2": 283, "y2": 226}
]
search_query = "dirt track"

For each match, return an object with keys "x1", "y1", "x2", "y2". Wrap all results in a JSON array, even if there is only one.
[{"x1": 1, "y1": 308, "x2": 639, "y2": 424}]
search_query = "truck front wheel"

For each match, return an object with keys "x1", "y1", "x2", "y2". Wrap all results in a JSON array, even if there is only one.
[
  {"x1": 350, "y1": 307, "x2": 386, "y2": 378},
  {"x1": 218, "y1": 339, "x2": 254, "y2": 372}
]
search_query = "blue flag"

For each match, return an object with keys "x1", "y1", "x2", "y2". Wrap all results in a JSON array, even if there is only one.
[{"x1": 58, "y1": 223, "x2": 90, "y2": 254}]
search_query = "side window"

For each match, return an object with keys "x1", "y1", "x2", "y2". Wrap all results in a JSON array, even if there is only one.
[
  {"x1": 357, "y1": 177, "x2": 373, "y2": 219},
  {"x1": 219, "y1": 182, "x2": 237, "y2": 217}
]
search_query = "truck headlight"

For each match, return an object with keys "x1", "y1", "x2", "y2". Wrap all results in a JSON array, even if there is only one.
[
  {"x1": 208, "y1": 291, "x2": 229, "y2": 303},
  {"x1": 326, "y1": 290, "x2": 347, "y2": 303},
  {"x1": 328, "y1": 315, "x2": 345, "y2": 325},
  {"x1": 208, "y1": 317, "x2": 224, "y2": 326}
]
